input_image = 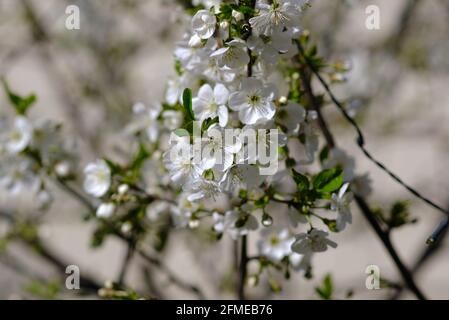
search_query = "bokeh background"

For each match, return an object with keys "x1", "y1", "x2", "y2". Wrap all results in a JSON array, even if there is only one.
[{"x1": 0, "y1": 0, "x2": 448, "y2": 299}]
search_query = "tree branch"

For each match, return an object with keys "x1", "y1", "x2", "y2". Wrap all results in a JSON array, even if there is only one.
[{"x1": 296, "y1": 46, "x2": 427, "y2": 300}]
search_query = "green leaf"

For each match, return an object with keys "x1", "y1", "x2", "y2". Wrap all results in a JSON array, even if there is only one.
[
  {"x1": 103, "y1": 158, "x2": 122, "y2": 175},
  {"x1": 182, "y1": 88, "x2": 195, "y2": 121},
  {"x1": 313, "y1": 168, "x2": 343, "y2": 193},
  {"x1": 319, "y1": 146, "x2": 330, "y2": 164},
  {"x1": 268, "y1": 277, "x2": 282, "y2": 293},
  {"x1": 323, "y1": 218, "x2": 338, "y2": 233},
  {"x1": 2, "y1": 79, "x2": 37, "y2": 115},
  {"x1": 315, "y1": 273, "x2": 333, "y2": 300},
  {"x1": 292, "y1": 169, "x2": 309, "y2": 192}
]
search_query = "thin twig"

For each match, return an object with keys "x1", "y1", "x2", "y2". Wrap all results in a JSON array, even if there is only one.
[
  {"x1": 56, "y1": 178, "x2": 206, "y2": 299},
  {"x1": 296, "y1": 45, "x2": 427, "y2": 300}
]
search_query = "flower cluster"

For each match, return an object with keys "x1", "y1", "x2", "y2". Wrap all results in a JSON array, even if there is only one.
[
  {"x1": 0, "y1": 111, "x2": 76, "y2": 209},
  {"x1": 155, "y1": 0, "x2": 369, "y2": 276}
]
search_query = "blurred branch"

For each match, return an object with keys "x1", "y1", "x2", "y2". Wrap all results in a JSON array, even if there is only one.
[
  {"x1": 20, "y1": 0, "x2": 96, "y2": 154},
  {"x1": 56, "y1": 178, "x2": 206, "y2": 299},
  {"x1": 386, "y1": 0, "x2": 422, "y2": 53},
  {"x1": 0, "y1": 210, "x2": 102, "y2": 294}
]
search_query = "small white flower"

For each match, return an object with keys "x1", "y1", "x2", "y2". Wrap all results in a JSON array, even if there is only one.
[
  {"x1": 193, "y1": 83, "x2": 230, "y2": 127},
  {"x1": 258, "y1": 229, "x2": 295, "y2": 262},
  {"x1": 331, "y1": 182, "x2": 353, "y2": 231},
  {"x1": 249, "y1": 0, "x2": 301, "y2": 36},
  {"x1": 83, "y1": 159, "x2": 111, "y2": 198},
  {"x1": 96, "y1": 202, "x2": 116, "y2": 218},
  {"x1": 210, "y1": 39, "x2": 250, "y2": 70},
  {"x1": 291, "y1": 229, "x2": 337, "y2": 254},
  {"x1": 163, "y1": 136, "x2": 206, "y2": 185},
  {"x1": 220, "y1": 163, "x2": 263, "y2": 193},
  {"x1": 192, "y1": 10, "x2": 217, "y2": 39},
  {"x1": 213, "y1": 210, "x2": 258, "y2": 240},
  {"x1": 298, "y1": 123, "x2": 319, "y2": 165},
  {"x1": 186, "y1": 178, "x2": 221, "y2": 202},
  {"x1": 277, "y1": 102, "x2": 306, "y2": 135},
  {"x1": 125, "y1": 103, "x2": 162, "y2": 142},
  {"x1": 3, "y1": 117, "x2": 33, "y2": 154},
  {"x1": 201, "y1": 125, "x2": 242, "y2": 172},
  {"x1": 229, "y1": 78, "x2": 276, "y2": 125},
  {"x1": 351, "y1": 173, "x2": 372, "y2": 198}
]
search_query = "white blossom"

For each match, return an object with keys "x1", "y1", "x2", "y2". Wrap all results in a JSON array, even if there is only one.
[
  {"x1": 210, "y1": 39, "x2": 250, "y2": 70},
  {"x1": 258, "y1": 229, "x2": 295, "y2": 262},
  {"x1": 249, "y1": 0, "x2": 301, "y2": 36},
  {"x1": 213, "y1": 210, "x2": 258, "y2": 240},
  {"x1": 229, "y1": 78, "x2": 276, "y2": 125},
  {"x1": 193, "y1": 83, "x2": 230, "y2": 127},
  {"x1": 83, "y1": 159, "x2": 111, "y2": 198},
  {"x1": 2, "y1": 117, "x2": 33, "y2": 154},
  {"x1": 331, "y1": 182, "x2": 353, "y2": 231},
  {"x1": 192, "y1": 10, "x2": 217, "y2": 40},
  {"x1": 291, "y1": 229, "x2": 337, "y2": 254}
]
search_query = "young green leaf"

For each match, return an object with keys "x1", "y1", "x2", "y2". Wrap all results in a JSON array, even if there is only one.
[
  {"x1": 315, "y1": 273, "x2": 333, "y2": 300},
  {"x1": 2, "y1": 79, "x2": 37, "y2": 115},
  {"x1": 292, "y1": 169, "x2": 310, "y2": 192},
  {"x1": 182, "y1": 88, "x2": 195, "y2": 121},
  {"x1": 313, "y1": 168, "x2": 343, "y2": 193}
]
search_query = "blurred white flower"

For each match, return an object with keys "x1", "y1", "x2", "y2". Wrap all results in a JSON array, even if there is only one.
[
  {"x1": 291, "y1": 229, "x2": 337, "y2": 254},
  {"x1": 331, "y1": 182, "x2": 353, "y2": 231},
  {"x1": 277, "y1": 102, "x2": 306, "y2": 135},
  {"x1": 96, "y1": 202, "x2": 116, "y2": 218},
  {"x1": 213, "y1": 210, "x2": 258, "y2": 240},
  {"x1": 83, "y1": 159, "x2": 111, "y2": 198},
  {"x1": 186, "y1": 178, "x2": 221, "y2": 202},
  {"x1": 2, "y1": 117, "x2": 33, "y2": 154},
  {"x1": 258, "y1": 229, "x2": 295, "y2": 262}
]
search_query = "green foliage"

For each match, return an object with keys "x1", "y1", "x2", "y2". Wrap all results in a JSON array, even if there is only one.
[
  {"x1": 313, "y1": 168, "x2": 343, "y2": 193},
  {"x1": 24, "y1": 279, "x2": 60, "y2": 300},
  {"x1": 2, "y1": 79, "x2": 37, "y2": 115},
  {"x1": 292, "y1": 169, "x2": 310, "y2": 192},
  {"x1": 268, "y1": 277, "x2": 282, "y2": 293},
  {"x1": 374, "y1": 200, "x2": 417, "y2": 230},
  {"x1": 182, "y1": 88, "x2": 195, "y2": 121},
  {"x1": 315, "y1": 273, "x2": 333, "y2": 300}
]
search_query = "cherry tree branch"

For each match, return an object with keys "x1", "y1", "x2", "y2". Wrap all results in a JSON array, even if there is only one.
[
  {"x1": 56, "y1": 179, "x2": 206, "y2": 299},
  {"x1": 296, "y1": 45, "x2": 427, "y2": 300}
]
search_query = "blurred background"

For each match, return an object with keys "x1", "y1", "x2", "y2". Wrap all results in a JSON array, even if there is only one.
[{"x1": 0, "y1": 0, "x2": 448, "y2": 299}]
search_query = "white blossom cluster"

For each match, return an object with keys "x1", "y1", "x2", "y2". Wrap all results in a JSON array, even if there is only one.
[
  {"x1": 81, "y1": 0, "x2": 372, "y2": 276},
  {"x1": 0, "y1": 114, "x2": 76, "y2": 209}
]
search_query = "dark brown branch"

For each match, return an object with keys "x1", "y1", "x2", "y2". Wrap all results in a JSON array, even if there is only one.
[
  {"x1": 56, "y1": 179, "x2": 206, "y2": 299},
  {"x1": 238, "y1": 235, "x2": 248, "y2": 300}
]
